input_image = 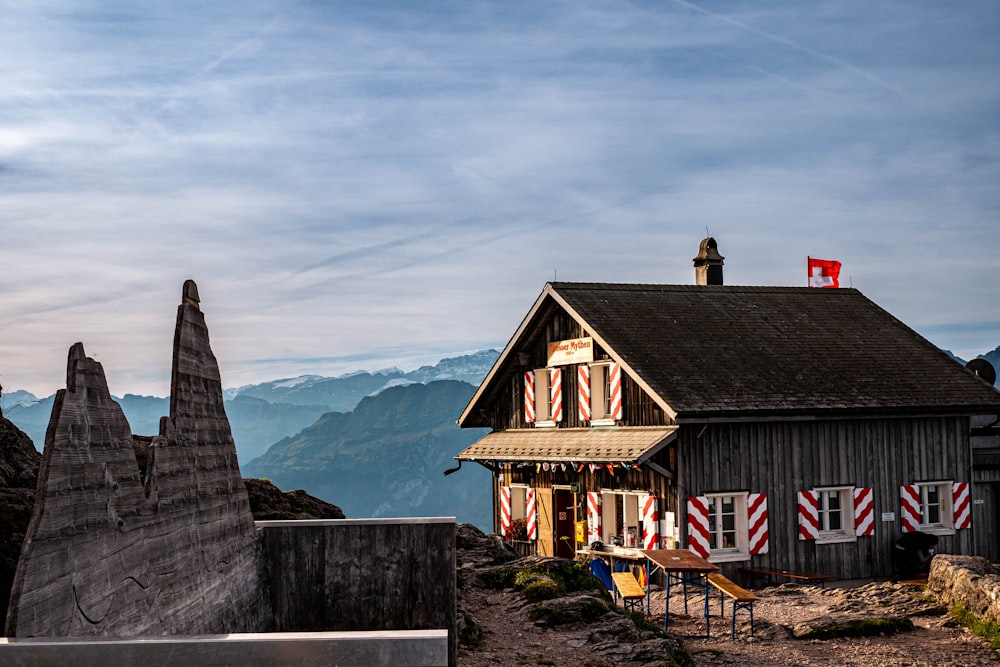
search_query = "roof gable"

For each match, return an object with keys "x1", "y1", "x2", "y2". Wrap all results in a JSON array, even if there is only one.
[
  {"x1": 460, "y1": 282, "x2": 1000, "y2": 425},
  {"x1": 549, "y1": 282, "x2": 1000, "y2": 417}
]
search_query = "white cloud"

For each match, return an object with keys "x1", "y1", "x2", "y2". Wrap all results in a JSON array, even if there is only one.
[{"x1": 1, "y1": 0, "x2": 998, "y2": 396}]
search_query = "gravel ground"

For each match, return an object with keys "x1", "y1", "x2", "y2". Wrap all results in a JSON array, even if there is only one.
[
  {"x1": 460, "y1": 576, "x2": 999, "y2": 666},
  {"x1": 455, "y1": 526, "x2": 998, "y2": 666}
]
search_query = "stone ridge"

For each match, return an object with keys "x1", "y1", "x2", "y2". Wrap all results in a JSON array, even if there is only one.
[{"x1": 5, "y1": 281, "x2": 272, "y2": 637}]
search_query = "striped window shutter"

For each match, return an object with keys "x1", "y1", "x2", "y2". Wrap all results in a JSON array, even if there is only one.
[
  {"x1": 687, "y1": 496, "x2": 710, "y2": 558},
  {"x1": 526, "y1": 488, "x2": 538, "y2": 540},
  {"x1": 797, "y1": 490, "x2": 819, "y2": 540},
  {"x1": 500, "y1": 486, "x2": 512, "y2": 538},
  {"x1": 608, "y1": 363, "x2": 622, "y2": 421},
  {"x1": 639, "y1": 494, "x2": 659, "y2": 550},
  {"x1": 899, "y1": 485, "x2": 920, "y2": 533},
  {"x1": 549, "y1": 368, "x2": 563, "y2": 422},
  {"x1": 523, "y1": 371, "x2": 535, "y2": 424},
  {"x1": 578, "y1": 364, "x2": 591, "y2": 422},
  {"x1": 853, "y1": 487, "x2": 875, "y2": 536},
  {"x1": 747, "y1": 493, "x2": 769, "y2": 555},
  {"x1": 586, "y1": 492, "x2": 602, "y2": 543},
  {"x1": 953, "y1": 482, "x2": 971, "y2": 529}
]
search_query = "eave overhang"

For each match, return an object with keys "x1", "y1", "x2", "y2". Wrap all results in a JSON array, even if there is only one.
[{"x1": 456, "y1": 426, "x2": 678, "y2": 464}]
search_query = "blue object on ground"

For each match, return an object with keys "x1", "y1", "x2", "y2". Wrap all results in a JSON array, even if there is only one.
[{"x1": 590, "y1": 558, "x2": 613, "y2": 591}]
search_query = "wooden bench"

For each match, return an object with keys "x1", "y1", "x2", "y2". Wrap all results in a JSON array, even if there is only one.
[
  {"x1": 611, "y1": 571, "x2": 647, "y2": 613},
  {"x1": 708, "y1": 573, "x2": 758, "y2": 639},
  {"x1": 740, "y1": 566, "x2": 835, "y2": 588}
]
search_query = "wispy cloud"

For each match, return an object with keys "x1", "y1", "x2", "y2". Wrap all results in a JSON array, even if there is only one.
[{"x1": 1, "y1": 0, "x2": 998, "y2": 396}]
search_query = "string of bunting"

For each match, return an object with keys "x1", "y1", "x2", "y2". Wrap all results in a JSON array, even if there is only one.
[{"x1": 491, "y1": 461, "x2": 639, "y2": 475}]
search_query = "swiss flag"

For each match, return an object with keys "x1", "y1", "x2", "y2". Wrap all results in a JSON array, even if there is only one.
[{"x1": 808, "y1": 257, "x2": 841, "y2": 288}]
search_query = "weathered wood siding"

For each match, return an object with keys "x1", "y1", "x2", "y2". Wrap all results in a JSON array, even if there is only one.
[
  {"x1": 485, "y1": 306, "x2": 671, "y2": 431},
  {"x1": 495, "y1": 446, "x2": 678, "y2": 554},
  {"x1": 259, "y1": 519, "x2": 457, "y2": 667},
  {"x1": 971, "y1": 480, "x2": 1000, "y2": 561},
  {"x1": 679, "y1": 416, "x2": 973, "y2": 581}
]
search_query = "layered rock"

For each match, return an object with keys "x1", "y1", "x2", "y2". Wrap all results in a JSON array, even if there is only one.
[
  {"x1": 0, "y1": 408, "x2": 41, "y2": 627},
  {"x1": 928, "y1": 553, "x2": 1000, "y2": 625},
  {"x1": 5, "y1": 281, "x2": 271, "y2": 637}
]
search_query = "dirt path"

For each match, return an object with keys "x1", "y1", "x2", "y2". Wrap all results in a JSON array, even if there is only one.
[{"x1": 460, "y1": 576, "x2": 998, "y2": 666}]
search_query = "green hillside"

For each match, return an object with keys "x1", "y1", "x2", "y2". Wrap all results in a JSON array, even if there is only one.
[{"x1": 243, "y1": 380, "x2": 492, "y2": 530}]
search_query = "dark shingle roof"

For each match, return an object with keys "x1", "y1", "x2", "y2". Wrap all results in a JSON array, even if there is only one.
[{"x1": 549, "y1": 283, "x2": 1000, "y2": 417}]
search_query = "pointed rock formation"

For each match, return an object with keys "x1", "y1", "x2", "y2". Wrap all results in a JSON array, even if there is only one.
[{"x1": 5, "y1": 281, "x2": 271, "y2": 637}]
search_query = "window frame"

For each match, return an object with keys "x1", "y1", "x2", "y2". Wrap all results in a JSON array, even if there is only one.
[
  {"x1": 705, "y1": 491, "x2": 750, "y2": 563},
  {"x1": 599, "y1": 489, "x2": 644, "y2": 548},
  {"x1": 532, "y1": 368, "x2": 555, "y2": 427},
  {"x1": 916, "y1": 481, "x2": 955, "y2": 536},
  {"x1": 814, "y1": 486, "x2": 858, "y2": 544},
  {"x1": 588, "y1": 362, "x2": 617, "y2": 426}
]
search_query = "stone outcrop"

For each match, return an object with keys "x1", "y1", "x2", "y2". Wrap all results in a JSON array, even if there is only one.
[
  {"x1": 927, "y1": 553, "x2": 1000, "y2": 625},
  {"x1": 0, "y1": 409, "x2": 41, "y2": 627},
  {"x1": 5, "y1": 281, "x2": 271, "y2": 637},
  {"x1": 244, "y1": 478, "x2": 345, "y2": 520}
]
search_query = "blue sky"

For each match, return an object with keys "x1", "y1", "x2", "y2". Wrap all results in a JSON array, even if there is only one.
[{"x1": 2, "y1": 1, "x2": 998, "y2": 398}]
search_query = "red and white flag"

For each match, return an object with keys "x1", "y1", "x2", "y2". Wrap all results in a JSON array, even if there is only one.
[{"x1": 808, "y1": 257, "x2": 841, "y2": 288}]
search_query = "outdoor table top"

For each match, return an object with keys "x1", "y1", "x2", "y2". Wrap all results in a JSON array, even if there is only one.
[
  {"x1": 584, "y1": 547, "x2": 719, "y2": 574},
  {"x1": 641, "y1": 549, "x2": 719, "y2": 574}
]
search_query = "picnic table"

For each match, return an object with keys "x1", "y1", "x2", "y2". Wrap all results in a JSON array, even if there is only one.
[
  {"x1": 642, "y1": 549, "x2": 719, "y2": 637},
  {"x1": 585, "y1": 547, "x2": 720, "y2": 637}
]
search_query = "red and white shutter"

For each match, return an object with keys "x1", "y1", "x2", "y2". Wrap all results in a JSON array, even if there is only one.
[
  {"x1": 687, "y1": 496, "x2": 710, "y2": 558},
  {"x1": 639, "y1": 494, "x2": 659, "y2": 550},
  {"x1": 797, "y1": 490, "x2": 819, "y2": 540},
  {"x1": 525, "y1": 488, "x2": 538, "y2": 540},
  {"x1": 523, "y1": 371, "x2": 536, "y2": 424},
  {"x1": 578, "y1": 364, "x2": 591, "y2": 422},
  {"x1": 608, "y1": 363, "x2": 622, "y2": 421},
  {"x1": 500, "y1": 486, "x2": 512, "y2": 538},
  {"x1": 953, "y1": 482, "x2": 971, "y2": 529},
  {"x1": 549, "y1": 368, "x2": 563, "y2": 422},
  {"x1": 586, "y1": 492, "x2": 602, "y2": 542},
  {"x1": 854, "y1": 487, "x2": 875, "y2": 536},
  {"x1": 747, "y1": 492, "x2": 769, "y2": 555},
  {"x1": 900, "y1": 485, "x2": 920, "y2": 533}
]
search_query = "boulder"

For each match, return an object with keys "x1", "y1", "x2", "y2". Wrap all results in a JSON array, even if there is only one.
[{"x1": 928, "y1": 554, "x2": 1000, "y2": 625}]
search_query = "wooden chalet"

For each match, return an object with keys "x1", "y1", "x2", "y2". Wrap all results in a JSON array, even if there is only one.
[{"x1": 455, "y1": 239, "x2": 1000, "y2": 581}]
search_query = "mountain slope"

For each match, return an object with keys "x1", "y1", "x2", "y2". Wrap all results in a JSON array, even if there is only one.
[{"x1": 242, "y1": 380, "x2": 492, "y2": 529}]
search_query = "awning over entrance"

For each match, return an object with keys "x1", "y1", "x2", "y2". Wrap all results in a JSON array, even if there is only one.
[{"x1": 457, "y1": 426, "x2": 678, "y2": 464}]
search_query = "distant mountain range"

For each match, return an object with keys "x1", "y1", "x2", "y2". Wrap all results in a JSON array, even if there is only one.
[
  {"x1": 242, "y1": 380, "x2": 492, "y2": 528},
  {"x1": 4, "y1": 344, "x2": 998, "y2": 533},
  {"x1": 1, "y1": 349, "x2": 499, "y2": 462},
  {"x1": 2, "y1": 349, "x2": 498, "y2": 530}
]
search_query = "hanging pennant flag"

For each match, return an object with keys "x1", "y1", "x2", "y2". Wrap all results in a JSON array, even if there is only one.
[
  {"x1": 605, "y1": 464, "x2": 615, "y2": 476},
  {"x1": 808, "y1": 257, "x2": 841, "y2": 288}
]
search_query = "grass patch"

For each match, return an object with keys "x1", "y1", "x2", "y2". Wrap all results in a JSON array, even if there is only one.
[
  {"x1": 528, "y1": 597, "x2": 610, "y2": 626},
  {"x1": 477, "y1": 566, "x2": 517, "y2": 589},
  {"x1": 479, "y1": 560, "x2": 610, "y2": 599},
  {"x1": 521, "y1": 578, "x2": 563, "y2": 602},
  {"x1": 950, "y1": 603, "x2": 1000, "y2": 653},
  {"x1": 799, "y1": 617, "x2": 913, "y2": 640}
]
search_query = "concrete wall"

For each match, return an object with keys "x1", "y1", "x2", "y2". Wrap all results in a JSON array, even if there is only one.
[
  {"x1": 259, "y1": 518, "x2": 457, "y2": 666},
  {"x1": 0, "y1": 630, "x2": 448, "y2": 667}
]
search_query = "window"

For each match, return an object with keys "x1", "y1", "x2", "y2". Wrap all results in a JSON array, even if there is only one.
[
  {"x1": 689, "y1": 491, "x2": 768, "y2": 562},
  {"x1": 706, "y1": 493, "x2": 749, "y2": 562},
  {"x1": 596, "y1": 490, "x2": 658, "y2": 549},
  {"x1": 587, "y1": 363, "x2": 622, "y2": 425},
  {"x1": 526, "y1": 368, "x2": 562, "y2": 427},
  {"x1": 815, "y1": 487, "x2": 856, "y2": 544},
  {"x1": 917, "y1": 482, "x2": 953, "y2": 534},
  {"x1": 533, "y1": 369, "x2": 552, "y2": 424}
]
